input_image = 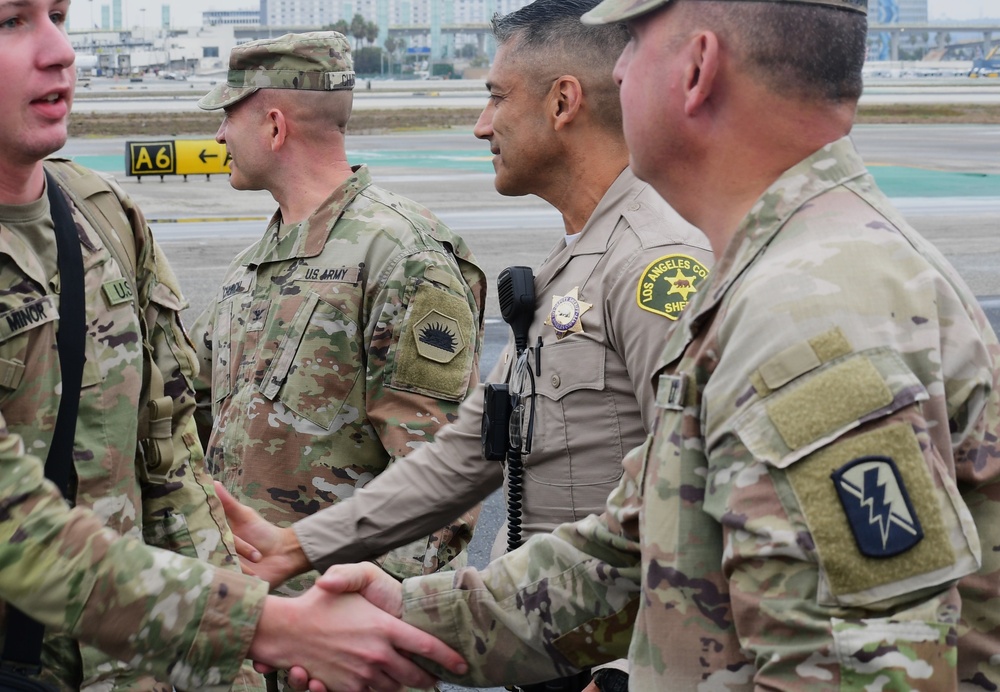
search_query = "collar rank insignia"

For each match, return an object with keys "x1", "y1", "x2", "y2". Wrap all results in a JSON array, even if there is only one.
[
  {"x1": 545, "y1": 287, "x2": 592, "y2": 339},
  {"x1": 636, "y1": 254, "x2": 709, "y2": 320},
  {"x1": 832, "y1": 455, "x2": 923, "y2": 558}
]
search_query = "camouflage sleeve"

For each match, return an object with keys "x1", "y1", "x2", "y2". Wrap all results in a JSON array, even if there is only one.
[
  {"x1": 399, "y1": 441, "x2": 646, "y2": 688},
  {"x1": 931, "y1": 289, "x2": 1000, "y2": 684},
  {"x1": 695, "y1": 238, "x2": 1000, "y2": 686},
  {"x1": 0, "y1": 420, "x2": 267, "y2": 689},
  {"x1": 295, "y1": 378, "x2": 505, "y2": 572},
  {"x1": 190, "y1": 303, "x2": 217, "y2": 453},
  {"x1": 364, "y1": 247, "x2": 484, "y2": 579},
  {"x1": 124, "y1": 211, "x2": 239, "y2": 571}
]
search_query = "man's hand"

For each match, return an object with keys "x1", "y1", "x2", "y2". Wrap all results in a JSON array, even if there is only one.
[
  {"x1": 249, "y1": 583, "x2": 466, "y2": 692},
  {"x1": 214, "y1": 481, "x2": 311, "y2": 587},
  {"x1": 316, "y1": 562, "x2": 405, "y2": 617},
  {"x1": 280, "y1": 564, "x2": 416, "y2": 692}
]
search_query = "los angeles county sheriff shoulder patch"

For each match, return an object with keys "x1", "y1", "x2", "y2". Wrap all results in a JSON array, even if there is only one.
[{"x1": 636, "y1": 253, "x2": 709, "y2": 320}]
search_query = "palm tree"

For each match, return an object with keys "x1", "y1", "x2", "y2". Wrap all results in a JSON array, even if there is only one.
[
  {"x1": 350, "y1": 13, "x2": 367, "y2": 50},
  {"x1": 384, "y1": 36, "x2": 398, "y2": 74},
  {"x1": 365, "y1": 21, "x2": 378, "y2": 46}
]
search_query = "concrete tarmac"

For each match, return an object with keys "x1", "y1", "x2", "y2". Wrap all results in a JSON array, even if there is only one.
[{"x1": 82, "y1": 124, "x2": 1000, "y2": 323}]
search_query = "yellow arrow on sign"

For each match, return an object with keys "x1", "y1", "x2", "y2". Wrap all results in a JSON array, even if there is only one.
[{"x1": 175, "y1": 140, "x2": 231, "y2": 177}]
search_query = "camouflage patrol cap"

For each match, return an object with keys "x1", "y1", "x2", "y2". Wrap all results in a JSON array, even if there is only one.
[
  {"x1": 198, "y1": 31, "x2": 355, "y2": 110},
  {"x1": 581, "y1": 0, "x2": 866, "y2": 24}
]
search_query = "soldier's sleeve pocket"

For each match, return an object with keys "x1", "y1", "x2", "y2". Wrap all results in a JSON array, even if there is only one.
[
  {"x1": 142, "y1": 509, "x2": 198, "y2": 559},
  {"x1": 386, "y1": 279, "x2": 476, "y2": 402},
  {"x1": 149, "y1": 280, "x2": 199, "y2": 383},
  {"x1": 262, "y1": 292, "x2": 362, "y2": 430},
  {"x1": 732, "y1": 348, "x2": 980, "y2": 608}
]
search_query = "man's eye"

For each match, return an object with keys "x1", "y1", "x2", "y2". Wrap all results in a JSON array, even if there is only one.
[
  {"x1": 0, "y1": 17, "x2": 21, "y2": 29},
  {"x1": 50, "y1": 12, "x2": 66, "y2": 25}
]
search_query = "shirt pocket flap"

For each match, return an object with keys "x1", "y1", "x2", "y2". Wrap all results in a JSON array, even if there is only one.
[
  {"x1": 734, "y1": 348, "x2": 928, "y2": 470},
  {"x1": 533, "y1": 339, "x2": 605, "y2": 401}
]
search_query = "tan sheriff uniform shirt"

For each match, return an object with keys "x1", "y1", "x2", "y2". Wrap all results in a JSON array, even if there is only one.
[{"x1": 294, "y1": 167, "x2": 712, "y2": 562}]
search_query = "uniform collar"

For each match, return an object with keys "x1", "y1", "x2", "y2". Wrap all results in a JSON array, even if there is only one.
[
  {"x1": 242, "y1": 164, "x2": 373, "y2": 267},
  {"x1": 569, "y1": 166, "x2": 643, "y2": 256},
  {"x1": 533, "y1": 167, "x2": 642, "y2": 287}
]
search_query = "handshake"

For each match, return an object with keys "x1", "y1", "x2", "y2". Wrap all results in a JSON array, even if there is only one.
[{"x1": 223, "y1": 483, "x2": 466, "y2": 692}]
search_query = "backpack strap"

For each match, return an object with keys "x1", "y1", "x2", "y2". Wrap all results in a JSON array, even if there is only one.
[{"x1": 42, "y1": 160, "x2": 175, "y2": 484}]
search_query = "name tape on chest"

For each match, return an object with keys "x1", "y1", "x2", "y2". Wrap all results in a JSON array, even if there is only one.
[
  {"x1": 221, "y1": 275, "x2": 252, "y2": 300},
  {"x1": 636, "y1": 254, "x2": 709, "y2": 320},
  {"x1": 296, "y1": 266, "x2": 362, "y2": 284},
  {"x1": 0, "y1": 296, "x2": 57, "y2": 343}
]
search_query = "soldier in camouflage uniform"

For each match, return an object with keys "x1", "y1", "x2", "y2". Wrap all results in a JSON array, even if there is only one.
[
  {"x1": 0, "y1": 4, "x2": 466, "y2": 691},
  {"x1": 308, "y1": 0, "x2": 1000, "y2": 689},
  {"x1": 191, "y1": 31, "x2": 485, "y2": 686}
]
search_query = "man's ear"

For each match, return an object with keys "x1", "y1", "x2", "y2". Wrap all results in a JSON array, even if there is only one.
[
  {"x1": 267, "y1": 108, "x2": 288, "y2": 151},
  {"x1": 683, "y1": 31, "x2": 720, "y2": 116},
  {"x1": 551, "y1": 75, "x2": 583, "y2": 131}
]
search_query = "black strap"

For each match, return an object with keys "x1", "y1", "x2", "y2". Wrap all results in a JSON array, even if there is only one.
[
  {"x1": 43, "y1": 171, "x2": 86, "y2": 493},
  {"x1": 1, "y1": 171, "x2": 87, "y2": 675}
]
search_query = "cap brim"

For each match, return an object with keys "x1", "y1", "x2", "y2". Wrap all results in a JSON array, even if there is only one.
[
  {"x1": 197, "y1": 83, "x2": 258, "y2": 110},
  {"x1": 581, "y1": 0, "x2": 672, "y2": 24}
]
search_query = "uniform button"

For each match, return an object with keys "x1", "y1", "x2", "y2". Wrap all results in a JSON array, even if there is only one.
[
  {"x1": 627, "y1": 202, "x2": 641, "y2": 211},
  {"x1": 551, "y1": 374, "x2": 561, "y2": 388}
]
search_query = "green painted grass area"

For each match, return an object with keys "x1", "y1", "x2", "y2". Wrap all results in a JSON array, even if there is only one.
[
  {"x1": 69, "y1": 154, "x2": 124, "y2": 172},
  {"x1": 68, "y1": 149, "x2": 495, "y2": 176},
  {"x1": 345, "y1": 148, "x2": 495, "y2": 171},
  {"x1": 867, "y1": 164, "x2": 1000, "y2": 198},
  {"x1": 68, "y1": 152, "x2": 1000, "y2": 197}
]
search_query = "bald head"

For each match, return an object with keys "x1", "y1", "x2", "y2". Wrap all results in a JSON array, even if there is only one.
[
  {"x1": 491, "y1": 0, "x2": 629, "y2": 133},
  {"x1": 254, "y1": 88, "x2": 354, "y2": 141}
]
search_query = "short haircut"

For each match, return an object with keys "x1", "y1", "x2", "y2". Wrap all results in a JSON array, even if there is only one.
[
  {"x1": 491, "y1": 0, "x2": 629, "y2": 132},
  {"x1": 257, "y1": 88, "x2": 353, "y2": 135},
  {"x1": 691, "y1": 0, "x2": 866, "y2": 102}
]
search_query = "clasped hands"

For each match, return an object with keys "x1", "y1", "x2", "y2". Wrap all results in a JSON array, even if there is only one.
[{"x1": 217, "y1": 483, "x2": 465, "y2": 692}]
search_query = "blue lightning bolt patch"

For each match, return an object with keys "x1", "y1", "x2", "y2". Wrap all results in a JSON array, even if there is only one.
[{"x1": 831, "y1": 455, "x2": 923, "y2": 558}]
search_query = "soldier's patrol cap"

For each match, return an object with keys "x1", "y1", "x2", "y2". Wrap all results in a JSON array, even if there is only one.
[
  {"x1": 581, "y1": 0, "x2": 867, "y2": 24},
  {"x1": 198, "y1": 31, "x2": 356, "y2": 111}
]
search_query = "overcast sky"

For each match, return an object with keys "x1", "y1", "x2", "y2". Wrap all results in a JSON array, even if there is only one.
[
  {"x1": 928, "y1": 0, "x2": 996, "y2": 20},
  {"x1": 69, "y1": 0, "x2": 999, "y2": 33}
]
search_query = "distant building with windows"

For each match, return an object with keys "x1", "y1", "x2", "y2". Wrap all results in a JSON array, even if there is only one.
[
  {"x1": 204, "y1": 9, "x2": 263, "y2": 26},
  {"x1": 871, "y1": 0, "x2": 928, "y2": 24},
  {"x1": 260, "y1": 0, "x2": 533, "y2": 29},
  {"x1": 258, "y1": 0, "x2": 534, "y2": 60},
  {"x1": 870, "y1": 0, "x2": 929, "y2": 60}
]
